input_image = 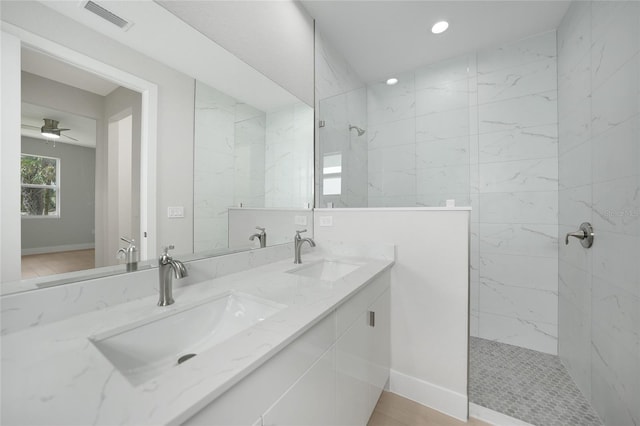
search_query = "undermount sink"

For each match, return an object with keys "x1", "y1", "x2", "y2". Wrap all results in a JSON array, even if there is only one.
[
  {"x1": 287, "y1": 259, "x2": 363, "y2": 282},
  {"x1": 89, "y1": 292, "x2": 286, "y2": 386}
]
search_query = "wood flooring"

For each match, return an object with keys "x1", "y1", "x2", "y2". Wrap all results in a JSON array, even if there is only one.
[
  {"x1": 368, "y1": 392, "x2": 491, "y2": 426},
  {"x1": 21, "y1": 249, "x2": 95, "y2": 279}
]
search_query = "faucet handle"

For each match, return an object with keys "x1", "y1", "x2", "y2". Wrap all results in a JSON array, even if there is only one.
[
  {"x1": 296, "y1": 229, "x2": 308, "y2": 236},
  {"x1": 161, "y1": 245, "x2": 175, "y2": 256},
  {"x1": 256, "y1": 226, "x2": 265, "y2": 232},
  {"x1": 120, "y1": 236, "x2": 135, "y2": 246}
]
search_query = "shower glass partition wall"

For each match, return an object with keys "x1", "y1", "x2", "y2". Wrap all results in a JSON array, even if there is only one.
[
  {"x1": 318, "y1": 57, "x2": 473, "y2": 209},
  {"x1": 318, "y1": 31, "x2": 559, "y2": 354}
]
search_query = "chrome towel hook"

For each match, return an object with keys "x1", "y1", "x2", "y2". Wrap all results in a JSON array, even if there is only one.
[{"x1": 565, "y1": 222, "x2": 594, "y2": 248}]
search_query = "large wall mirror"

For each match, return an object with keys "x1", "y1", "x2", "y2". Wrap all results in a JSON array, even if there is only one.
[
  {"x1": 193, "y1": 82, "x2": 313, "y2": 252},
  {"x1": 0, "y1": 1, "x2": 314, "y2": 294}
]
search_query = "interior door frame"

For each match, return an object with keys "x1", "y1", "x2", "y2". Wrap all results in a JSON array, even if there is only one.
[{"x1": 1, "y1": 22, "x2": 158, "y2": 267}]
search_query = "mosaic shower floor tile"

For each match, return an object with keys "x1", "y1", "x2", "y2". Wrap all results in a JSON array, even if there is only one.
[{"x1": 469, "y1": 337, "x2": 602, "y2": 426}]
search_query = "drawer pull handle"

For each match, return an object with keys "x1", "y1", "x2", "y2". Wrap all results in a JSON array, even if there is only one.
[{"x1": 368, "y1": 311, "x2": 375, "y2": 327}]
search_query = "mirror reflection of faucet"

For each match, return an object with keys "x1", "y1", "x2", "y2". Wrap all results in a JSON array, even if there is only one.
[
  {"x1": 116, "y1": 237, "x2": 138, "y2": 272},
  {"x1": 249, "y1": 226, "x2": 267, "y2": 248},
  {"x1": 158, "y1": 245, "x2": 188, "y2": 307},
  {"x1": 294, "y1": 229, "x2": 316, "y2": 264}
]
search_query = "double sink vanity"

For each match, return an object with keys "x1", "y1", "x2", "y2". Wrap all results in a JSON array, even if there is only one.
[{"x1": 1, "y1": 242, "x2": 394, "y2": 425}]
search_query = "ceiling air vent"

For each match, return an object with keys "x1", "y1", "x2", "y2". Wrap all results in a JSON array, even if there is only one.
[{"x1": 82, "y1": 1, "x2": 133, "y2": 30}]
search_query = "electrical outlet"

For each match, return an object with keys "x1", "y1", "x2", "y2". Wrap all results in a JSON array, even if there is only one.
[{"x1": 319, "y1": 216, "x2": 333, "y2": 227}]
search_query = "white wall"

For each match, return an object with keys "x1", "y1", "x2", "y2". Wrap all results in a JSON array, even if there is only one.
[
  {"x1": 104, "y1": 87, "x2": 142, "y2": 267},
  {"x1": 1, "y1": 1, "x2": 195, "y2": 257},
  {"x1": 557, "y1": 2, "x2": 640, "y2": 425},
  {"x1": 313, "y1": 208, "x2": 469, "y2": 420},
  {"x1": 157, "y1": 0, "x2": 315, "y2": 106},
  {"x1": 0, "y1": 32, "x2": 22, "y2": 282}
]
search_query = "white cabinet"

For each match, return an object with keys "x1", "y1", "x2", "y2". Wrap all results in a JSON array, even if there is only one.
[
  {"x1": 336, "y1": 287, "x2": 390, "y2": 425},
  {"x1": 262, "y1": 348, "x2": 336, "y2": 426},
  {"x1": 183, "y1": 313, "x2": 335, "y2": 426},
  {"x1": 368, "y1": 288, "x2": 391, "y2": 409},
  {"x1": 183, "y1": 270, "x2": 390, "y2": 426},
  {"x1": 336, "y1": 310, "x2": 371, "y2": 424}
]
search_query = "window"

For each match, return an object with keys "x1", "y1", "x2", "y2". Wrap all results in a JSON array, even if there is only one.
[
  {"x1": 322, "y1": 152, "x2": 342, "y2": 196},
  {"x1": 20, "y1": 154, "x2": 60, "y2": 217}
]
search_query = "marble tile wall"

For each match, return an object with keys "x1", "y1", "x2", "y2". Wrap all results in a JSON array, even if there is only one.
[
  {"x1": 194, "y1": 81, "x2": 238, "y2": 251},
  {"x1": 557, "y1": 2, "x2": 639, "y2": 425},
  {"x1": 264, "y1": 102, "x2": 314, "y2": 208},
  {"x1": 194, "y1": 82, "x2": 267, "y2": 251},
  {"x1": 365, "y1": 55, "x2": 473, "y2": 208},
  {"x1": 360, "y1": 32, "x2": 559, "y2": 353},
  {"x1": 234, "y1": 106, "x2": 267, "y2": 209},
  {"x1": 474, "y1": 31, "x2": 559, "y2": 355},
  {"x1": 195, "y1": 79, "x2": 314, "y2": 251}
]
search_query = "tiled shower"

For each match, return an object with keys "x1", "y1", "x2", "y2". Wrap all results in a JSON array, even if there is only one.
[
  {"x1": 317, "y1": 0, "x2": 639, "y2": 424},
  {"x1": 320, "y1": 30, "x2": 560, "y2": 353}
]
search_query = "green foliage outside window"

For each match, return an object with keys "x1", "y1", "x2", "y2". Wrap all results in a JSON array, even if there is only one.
[{"x1": 20, "y1": 155, "x2": 59, "y2": 216}]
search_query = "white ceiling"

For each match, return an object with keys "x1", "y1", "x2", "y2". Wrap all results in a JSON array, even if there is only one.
[
  {"x1": 22, "y1": 47, "x2": 119, "y2": 97},
  {"x1": 22, "y1": 102, "x2": 97, "y2": 148},
  {"x1": 20, "y1": 48, "x2": 103, "y2": 148},
  {"x1": 301, "y1": 0, "x2": 571, "y2": 83},
  {"x1": 37, "y1": 0, "x2": 302, "y2": 112}
]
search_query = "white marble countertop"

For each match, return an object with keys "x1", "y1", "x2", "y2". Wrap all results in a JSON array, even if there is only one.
[{"x1": 1, "y1": 253, "x2": 393, "y2": 425}]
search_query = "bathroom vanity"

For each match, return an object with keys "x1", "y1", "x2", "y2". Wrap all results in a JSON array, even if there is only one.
[{"x1": 1, "y1": 244, "x2": 393, "y2": 425}]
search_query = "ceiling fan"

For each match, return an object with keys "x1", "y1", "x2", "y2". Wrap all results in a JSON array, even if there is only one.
[{"x1": 21, "y1": 118, "x2": 79, "y2": 142}]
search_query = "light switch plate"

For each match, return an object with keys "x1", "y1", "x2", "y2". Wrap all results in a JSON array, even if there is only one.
[
  {"x1": 168, "y1": 206, "x2": 184, "y2": 218},
  {"x1": 295, "y1": 215, "x2": 308, "y2": 226}
]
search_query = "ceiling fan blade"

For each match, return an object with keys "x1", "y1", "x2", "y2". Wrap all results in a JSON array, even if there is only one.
[
  {"x1": 57, "y1": 128, "x2": 71, "y2": 131},
  {"x1": 62, "y1": 134, "x2": 79, "y2": 142}
]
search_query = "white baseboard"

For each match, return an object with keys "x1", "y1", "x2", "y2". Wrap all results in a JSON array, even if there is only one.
[
  {"x1": 389, "y1": 369, "x2": 468, "y2": 421},
  {"x1": 21, "y1": 243, "x2": 94, "y2": 256},
  {"x1": 469, "y1": 403, "x2": 534, "y2": 426}
]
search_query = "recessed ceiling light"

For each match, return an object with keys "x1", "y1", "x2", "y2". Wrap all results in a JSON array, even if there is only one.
[
  {"x1": 431, "y1": 21, "x2": 449, "y2": 34},
  {"x1": 386, "y1": 78, "x2": 399, "y2": 85}
]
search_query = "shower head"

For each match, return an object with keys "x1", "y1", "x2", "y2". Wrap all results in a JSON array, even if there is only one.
[{"x1": 349, "y1": 124, "x2": 366, "y2": 136}]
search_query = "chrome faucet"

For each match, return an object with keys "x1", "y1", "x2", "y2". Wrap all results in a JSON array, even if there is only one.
[
  {"x1": 294, "y1": 229, "x2": 316, "y2": 264},
  {"x1": 249, "y1": 226, "x2": 267, "y2": 248},
  {"x1": 158, "y1": 245, "x2": 188, "y2": 306},
  {"x1": 117, "y1": 236, "x2": 138, "y2": 272}
]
